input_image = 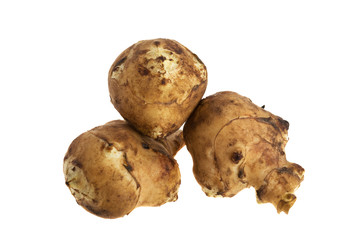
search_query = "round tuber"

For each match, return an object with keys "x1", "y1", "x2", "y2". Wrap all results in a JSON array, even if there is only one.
[
  {"x1": 63, "y1": 120, "x2": 183, "y2": 218},
  {"x1": 108, "y1": 38, "x2": 207, "y2": 139}
]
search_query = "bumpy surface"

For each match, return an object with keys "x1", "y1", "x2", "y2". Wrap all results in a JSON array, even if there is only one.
[
  {"x1": 63, "y1": 120, "x2": 183, "y2": 218},
  {"x1": 183, "y1": 91, "x2": 304, "y2": 213},
  {"x1": 108, "y1": 38, "x2": 207, "y2": 139}
]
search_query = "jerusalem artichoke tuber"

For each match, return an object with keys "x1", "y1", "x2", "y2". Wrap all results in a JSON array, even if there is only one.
[
  {"x1": 183, "y1": 91, "x2": 304, "y2": 213},
  {"x1": 63, "y1": 120, "x2": 183, "y2": 218},
  {"x1": 108, "y1": 38, "x2": 207, "y2": 139}
]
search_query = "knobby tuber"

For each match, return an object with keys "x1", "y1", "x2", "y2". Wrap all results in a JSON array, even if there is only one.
[
  {"x1": 108, "y1": 38, "x2": 207, "y2": 139},
  {"x1": 183, "y1": 91, "x2": 304, "y2": 213},
  {"x1": 63, "y1": 120, "x2": 183, "y2": 218}
]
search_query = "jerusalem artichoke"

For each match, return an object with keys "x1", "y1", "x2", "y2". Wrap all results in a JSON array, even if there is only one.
[
  {"x1": 63, "y1": 120, "x2": 183, "y2": 218},
  {"x1": 183, "y1": 91, "x2": 304, "y2": 213},
  {"x1": 108, "y1": 38, "x2": 207, "y2": 139}
]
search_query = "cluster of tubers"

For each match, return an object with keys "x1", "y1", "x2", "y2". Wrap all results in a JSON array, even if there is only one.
[{"x1": 64, "y1": 38, "x2": 304, "y2": 218}]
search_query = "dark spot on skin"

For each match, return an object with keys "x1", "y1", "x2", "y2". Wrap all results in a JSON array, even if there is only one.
[
  {"x1": 171, "y1": 123, "x2": 176, "y2": 128},
  {"x1": 71, "y1": 167, "x2": 76, "y2": 171},
  {"x1": 277, "y1": 117, "x2": 290, "y2": 131},
  {"x1": 231, "y1": 151, "x2": 243, "y2": 164},
  {"x1": 161, "y1": 78, "x2": 166, "y2": 85},
  {"x1": 214, "y1": 106, "x2": 222, "y2": 115},
  {"x1": 256, "y1": 117, "x2": 279, "y2": 131},
  {"x1": 238, "y1": 168, "x2": 246, "y2": 179},
  {"x1": 256, "y1": 185, "x2": 267, "y2": 201},
  {"x1": 156, "y1": 56, "x2": 166, "y2": 62},
  {"x1": 192, "y1": 53, "x2": 204, "y2": 65},
  {"x1": 105, "y1": 143, "x2": 114, "y2": 151},
  {"x1": 138, "y1": 66, "x2": 150, "y2": 76},
  {"x1": 113, "y1": 57, "x2": 127, "y2": 69},
  {"x1": 123, "y1": 164, "x2": 133, "y2": 172},
  {"x1": 174, "y1": 48, "x2": 182, "y2": 54},
  {"x1": 136, "y1": 49, "x2": 149, "y2": 55},
  {"x1": 72, "y1": 159, "x2": 82, "y2": 168},
  {"x1": 65, "y1": 181, "x2": 69, "y2": 186},
  {"x1": 101, "y1": 141, "x2": 113, "y2": 151},
  {"x1": 278, "y1": 167, "x2": 293, "y2": 174},
  {"x1": 142, "y1": 142, "x2": 150, "y2": 149},
  {"x1": 216, "y1": 191, "x2": 225, "y2": 196},
  {"x1": 153, "y1": 41, "x2": 160, "y2": 46},
  {"x1": 164, "y1": 164, "x2": 170, "y2": 173},
  {"x1": 261, "y1": 105, "x2": 265, "y2": 109},
  {"x1": 169, "y1": 59, "x2": 173, "y2": 61},
  {"x1": 227, "y1": 139, "x2": 237, "y2": 147},
  {"x1": 165, "y1": 42, "x2": 183, "y2": 54}
]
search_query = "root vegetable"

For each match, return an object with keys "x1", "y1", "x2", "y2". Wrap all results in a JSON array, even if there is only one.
[
  {"x1": 108, "y1": 38, "x2": 207, "y2": 139},
  {"x1": 183, "y1": 91, "x2": 304, "y2": 213},
  {"x1": 63, "y1": 120, "x2": 183, "y2": 219}
]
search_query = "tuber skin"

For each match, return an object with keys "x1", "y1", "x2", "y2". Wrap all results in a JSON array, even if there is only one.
[
  {"x1": 108, "y1": 38, "x2": 207, "y2": 139},
  {"x1": 63, "y1": 120, "x2": 183, "y2": 219},
  {"x1": 183, "y1": 91, "x2": 304, "y2": 214}
]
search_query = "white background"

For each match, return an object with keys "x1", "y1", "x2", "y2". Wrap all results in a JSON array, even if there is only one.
[{"x1": 1, "y1": 0, "x2": 359, "y2": 239}]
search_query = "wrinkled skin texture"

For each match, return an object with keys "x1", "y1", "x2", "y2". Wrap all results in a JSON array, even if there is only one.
[
  {"x1": 108, "y1": 38, "x2": 207, "y2": 139},
  {"x1": 63, "y1": 120, "x2": 183, "y2": 219},
  {"x1": 184, "y1": 92, "x2": 304, "y2": 213}
]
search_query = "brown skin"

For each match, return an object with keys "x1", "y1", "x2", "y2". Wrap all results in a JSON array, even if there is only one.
[
  {"x1": 108, "y1": 38, "x2": 207, "y2": 139},
  {"x1": 183, "y1": 91, "x2": 304, "y2": 213},
  {"x1": 63, "y1": 120, "x2": 183, "y2": 219}
]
